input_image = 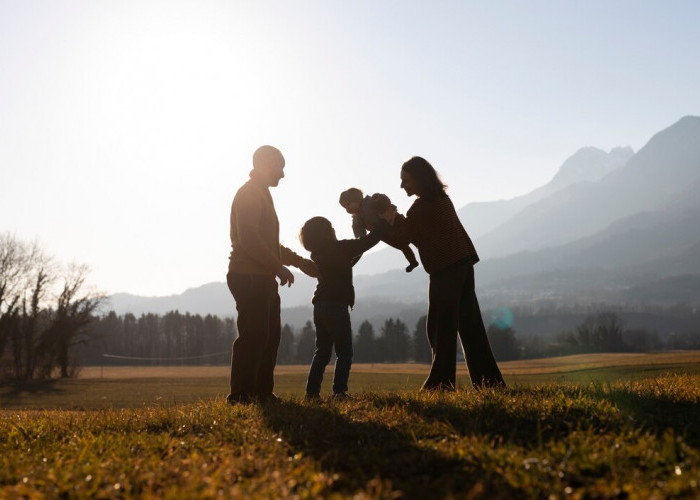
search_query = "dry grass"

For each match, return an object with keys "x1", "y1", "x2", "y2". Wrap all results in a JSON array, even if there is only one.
[
  {"x1": 499, "y1": 350, "x2": 700, "y2": 374},
  {"x1": 77, "y1": 351, "x2": 700, "y2": 379},
  {"x1": 2, "y1": 375, "x2": 699, "y2": 498}
]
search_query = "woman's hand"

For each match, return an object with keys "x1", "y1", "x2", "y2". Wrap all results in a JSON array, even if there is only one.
[{"x1": 379, "y1": 204, "x2": 398, "y2": 225}]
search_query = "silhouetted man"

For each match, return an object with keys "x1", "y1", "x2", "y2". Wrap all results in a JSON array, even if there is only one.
[{"x1": 227, "y1": 145, "x2": 317, "y2": 403}]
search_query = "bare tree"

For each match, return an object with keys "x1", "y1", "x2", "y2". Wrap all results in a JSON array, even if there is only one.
[
  {"x1": 19, "y1": 263, "x2": 53, "y2": 379},
  {"x1": 42, "y1": 264, "x2": 105, "y2": 377},
  {"x1": 575, "y1": 312, "x2": 626, "y2": 352},
  {"x1": 0, "y1": 233, "x2": 38, "y2": 366},
  {"x1": 0, "y1": 233, "x2": 55, "y2": 379},
  {"x1": 1, "y1": 233, "x2": 103, "y2": 380}
]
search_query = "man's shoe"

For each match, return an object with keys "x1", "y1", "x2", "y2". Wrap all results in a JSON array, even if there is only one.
[
  {"x1": 305, "y1": 393, "x2": 321, "y2": 402},
  {"x1": 332, "y1": 392, "x2": 350, "y2": 400},
  {"x1": 227, "y1": 393, "x2": 253, "y2": 405}
]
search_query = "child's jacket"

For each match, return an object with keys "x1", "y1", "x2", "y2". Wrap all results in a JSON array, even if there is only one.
[{"x1": 310, "y1": 221, "x2": 388, "y2": 307}]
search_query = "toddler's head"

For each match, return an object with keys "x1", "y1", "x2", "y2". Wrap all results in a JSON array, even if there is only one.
[
  {"x1": 300, "y1": 217, "x2": 336, "y2": 253},
  {"x1": 339, "y1": 188, "x2": 364, "y2": 215},
  {"x1": 369, "y1": 193, "x2": 391, "y2": 214}
]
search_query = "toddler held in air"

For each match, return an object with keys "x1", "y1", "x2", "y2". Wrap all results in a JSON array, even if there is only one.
[{"x1": 339, "y1": 187, "x2": 419, "y2": 272}]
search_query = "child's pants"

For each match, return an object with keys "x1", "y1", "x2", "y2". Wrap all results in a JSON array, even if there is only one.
[{"x1": 306, "y1": 302, "x2": 353, "y2": 395}]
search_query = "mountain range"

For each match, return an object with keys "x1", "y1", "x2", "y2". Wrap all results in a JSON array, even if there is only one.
[
  {"x1": 354, "y1": 144, "x2": 635, "y2": 274},
  {"x1": 107, "y1": 116, "x2": 700, "y2": 328}
]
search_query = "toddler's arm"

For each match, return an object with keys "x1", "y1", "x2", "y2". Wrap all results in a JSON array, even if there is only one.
[{"x1": 352, "y1": 215, "x2": 367, "y2": 239}]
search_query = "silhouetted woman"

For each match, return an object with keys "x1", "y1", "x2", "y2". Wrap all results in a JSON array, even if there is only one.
[{"x1": 384, "y1": 156, "x2": 505, "y2": 390}]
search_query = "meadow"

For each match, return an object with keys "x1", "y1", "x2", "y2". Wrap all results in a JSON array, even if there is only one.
[{"x1": 1, "y1": 352, "x2": 699, "y2": 498}]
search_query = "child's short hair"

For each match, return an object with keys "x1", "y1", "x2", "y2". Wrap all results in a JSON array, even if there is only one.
[
  {"x1": 339, "y1": 188, "x2": 364, "y2": 206},
  {"x1": 300, "y1": 217, "x2": 335, "y2": 253}
]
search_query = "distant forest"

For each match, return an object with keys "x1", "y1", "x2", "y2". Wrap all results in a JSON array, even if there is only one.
[
  {"x1": 76, "y1": 311, "x2": 430, "y2": 367},
  {"x1": 74, "y1": 305, "x2": 700, "y2": 369}
]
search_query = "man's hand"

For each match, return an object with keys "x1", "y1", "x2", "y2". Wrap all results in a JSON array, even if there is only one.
[
  {"x1": 276, "y1": 265, "x2": 295, "y2": 287},
  {"x1": 298, "y1": 258, "x2": 320, "y2": 279}
]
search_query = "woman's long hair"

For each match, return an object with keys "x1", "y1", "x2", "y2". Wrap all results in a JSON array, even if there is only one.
[{"x1": 401, "y1": 156, "x2": 447, "y2": 201}]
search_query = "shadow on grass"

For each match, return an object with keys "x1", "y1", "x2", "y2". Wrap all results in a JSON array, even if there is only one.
[
  {"x1": 0, "y1": 379, "x2": 65, "y2": 405},
  {"x1": 259, "y1": 400, "x2": 514, "y2": 498},
  {"x1": 365, "y1": 389, "x2": 617, "y2": 449},
  {"x1": 370, "y1": 386, "x2": 700, "y2": 451},
  {"x1": 593, "y1": 386, "x2": 700, "y2": 448}
]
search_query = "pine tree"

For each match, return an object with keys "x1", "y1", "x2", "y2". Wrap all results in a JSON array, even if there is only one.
[
  {"x1": 486, "y1": 324, "x2": 520, "y2": 361},
  {"x1": 412, "y1": 315, "x2": 431, "y2": 363},
  {"x1": 380, "y1": 318, "x2": 410, "y2": 362},
  {"x1": 295, "y1": 321, "x2": 316, "y2": 363},
  {"x1": 277, "y1": 324, "x2": 295, "y2": 364},
  {"x1": 354, "y1": 320, "x2": 375, "y2": 363}
]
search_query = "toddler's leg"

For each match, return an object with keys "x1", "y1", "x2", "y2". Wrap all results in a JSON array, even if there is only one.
[{"x1": 402, "y1": 246, "x2": 419, "y2": 272}]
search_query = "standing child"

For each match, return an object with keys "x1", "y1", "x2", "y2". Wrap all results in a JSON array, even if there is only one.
[
  {"x1": 339, "y1": 187, "x2": 419, "y2": 272},
  {"x1": 299, "y1": 216, "x2": 388, "y2": 399}
]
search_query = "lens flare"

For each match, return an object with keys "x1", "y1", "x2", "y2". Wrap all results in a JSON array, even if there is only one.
[{"x1": 490, "y1": 307, "x2": 514, "y2": 329}]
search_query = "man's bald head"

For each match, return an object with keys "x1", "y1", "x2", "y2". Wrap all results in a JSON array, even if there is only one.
[
  {"x1": 253, "y1": 145, "x2": 284, "y2": 169},
  {"x1": 251, "y1": 145, "x2": 285, "y2": 187}
]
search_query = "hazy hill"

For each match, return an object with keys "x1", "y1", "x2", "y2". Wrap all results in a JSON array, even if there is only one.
[
  {"x1": 478, "y1": 204, "x2": 700, "y2": 286},
  {"x1": 473, "y1": 114, "x2": 700, "y2": 303},
  {"x1": 107, "y1": 282, "x2": 236, "y2": 318},
  {"x1": 476, "y1": 116, "x2": 700, "y2": 258},
  {"x1": 106, "y1": 269, "x2": 429, "y2": 332},
  {"x1": 459, "y1": 146, "x2": 633, "y2": 239}
]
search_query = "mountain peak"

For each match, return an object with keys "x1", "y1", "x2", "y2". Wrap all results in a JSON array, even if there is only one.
[
  {"x1": 610, "y1": 146, "x2": 635, "y2": 156},
  {"x1": 645, "y1": 116, "x2": 700, "y2": 147},
  {"x1": 678, "y1": 115, "x2": 700, "y2": 124},
  {"x1": 548, "y1": 145, "x2": 633, "y2": 189},
  {"x1": 609, "y1": 114, "x2": 700, "y2": 190}
]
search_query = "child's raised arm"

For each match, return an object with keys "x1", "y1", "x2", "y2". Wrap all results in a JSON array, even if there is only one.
[{"x1": 347, "y1": 220, "x2": 390, "y2": 266}]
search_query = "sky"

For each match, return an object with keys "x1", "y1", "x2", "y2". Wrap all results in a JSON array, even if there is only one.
[{"x1": 1, "y1": 1, "x2": 699, "y2": 297}]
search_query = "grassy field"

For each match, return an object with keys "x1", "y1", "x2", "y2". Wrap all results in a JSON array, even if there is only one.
[
  {"x1": 1, "y1": 352, "x2": 700, "y2": 498},
  {"x1": 2, "y1": 351, "x2": 700, "y2": 410}
]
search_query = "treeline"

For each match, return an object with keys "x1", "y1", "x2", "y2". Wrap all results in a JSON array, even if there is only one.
[
  {"x1": 488, "y1": 311, "x2": 700, "y2": 361},
  {"x1": 498, "y1": 302, "x2": 700, "y2": 338},
  {"x1": 77, "y1": 311, "x2": 237, "y2": 366},
  {"x1": 79, "y1": 314, "x2": 430, "y2": 366},
  {"x1": 63, "y1": 308, "x2": 700, "y2": 369},
  {"x1": 280, "y1": 311, "x2": 700, "y2": 364},
  {"x1": 278, "y1": 317, "x2": 432, "y2": 365}
]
